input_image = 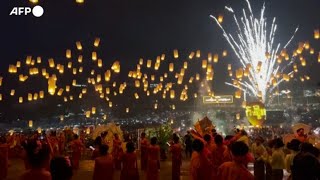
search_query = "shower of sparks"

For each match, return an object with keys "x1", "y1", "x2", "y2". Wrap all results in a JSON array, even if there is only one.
[{"x1": 210, "y1": 0, "x2": 298, "y2": 103}]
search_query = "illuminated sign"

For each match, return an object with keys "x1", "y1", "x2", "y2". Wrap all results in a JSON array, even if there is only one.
[{"x1": 202, "y1": 95, "x2": 233, "y2": 104}]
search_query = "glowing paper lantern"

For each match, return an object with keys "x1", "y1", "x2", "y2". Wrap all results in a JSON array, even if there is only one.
[
  {"x1": 235, "y1": 90, "x2": 242, "y2": 99},
  {"x1": 39, "y1": 91, "x2": 44, "y2": 99},
  {"x1": 173, "y1": 49, "x2": 179, "y2": 59},
  {"x1": 19, "y1": 97, "x2": 23, "y2": 103},
  {"x1": 111, "y1": 61, "x2": 120, "y2": 73},
  {"x1": 196, "y1": 50, "x2": 201, "y2": 58},
  {"x1": 213, "y1": 54, "x2": 219, "y2": 63},
  {"x1": 92, "y1": 107, "x2": 96, "y2": 114},
  {"x1": 202, "y1": 60, "x2": 207, "y2": 69},
  {"x1": 169, "y1": 63, "x2": 174, "y2": 72},
  {"x1": 48, "y1": 76, "x2": 56, "y2": 95},
  {"x1": 134, "y1": 93, "x2": 139, "y2": 99},
  {"x1": 109, "y1": 102, "x2": 113, "y2": 108},
  {"x1": 76, "y1": 0, "x2": 84, "y2": 4},
  {"x1": 10, "y1": 89, "x2": 15, "y2": 96},
  {"x1": 139, "y1": 58, "x2": 143, "y2": 65},
  {"x1": 28, "y1": 120, "x2": 33, "y2": 128},
  {"x1": 245, "y1": 102, "x2": 266, "y2": 126},
  {"x1": 222, "y1": 50, "x2": 227, "y2": 57},
  {"x1": 92, "y1": 52, "x2": 97, "y2": 61},
  {"x1": 126, "y1": 108, "x2": 129, "y2": 113},
  {"x1": 57, "y1": 88, "x2": 64, "y2": 96},
  {"x1": 66, "y1": 49, "x2": 71, "y2": 59},
  {"x1": 78, "y1": 55, "x2": 83, "y2": 63},
  {"x1": 170, "y1": 90, "x2": 175, "y2": 99},
  {"x1": 98, "y1": 59, "x2": 103, "y2": 68},
  {"x1": 196, "y1": 74, "x2": 200, "y2": 81},
  {"x1": 147, "y1": 60, "x2": 152, "y2": 68},
  {"x1": 33, "y1": 93, "x2": 38, "y2": 100},
  {"x1": 76, "y1": 41, "x2": 82, "y2": 50},
  {"x1": 218, "y1": 14, "x2": 224, "y2": 23},
  {"x1": 0, "y1": 94, "x2": 2, "y2": 101},
  {"x1": 161, "y1": 54, "x2": 165, "y2": 61},
  {"x1": 189, "y1": 52, "x2": 195, "y2": 59},
  {"x1": 94, "y1": 38, "x2": 100, "y2": 47},
  {"x1": 85, "y1": 111, "x2": 91, "y2": 118},
  {"x1": 48, "y1": 58, "x2": 55, "y2": 68},
  {"x1": 72, "y1": 80, "x2": 77, "y2": 86},
  {"x1": 315, "y1": 29, "x2": 320, "y2": 39}
]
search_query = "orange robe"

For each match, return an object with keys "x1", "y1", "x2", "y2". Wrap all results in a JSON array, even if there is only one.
[
  {"x1": 190, "y1": 151, "x2": 212, "y2": 180},
  {"x1": 217, "y1": 161, "x2": 254, "y2": 180},
  {"x1": 223, "y1": 148, "x2": 233, "y2": 163},
  {"x1": 70, "y1": 139, "x2": 83, "y2": 170},
  {"x1": 170, "y1": 143, "x2": 182, "y2": 180},
  {"x1": 120, "y1": 152, "x2": 139, "y2": 180},
  {"x1": 146, "y1": 145, "x2": 160, "y2": 180},
  {"x1": 93, "y1": 154, "x2": 114, "y2": 180},
  {"x1": 0, "y1": 144, "x2": 9, "y2": 180},
  {"x1": 212, "y1": 144, "x2": 227, "y2": 178},
  {"x1": 112, "y1": 138, "x2": 122, "y2": 170},
  {"x1": 140, "y1": 138, "x2": 149, "y2": 171}
]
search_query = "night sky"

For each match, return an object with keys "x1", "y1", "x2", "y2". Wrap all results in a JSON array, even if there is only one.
[{"x1": 1, "y1": 0, "x2": 320, "y2": 93}]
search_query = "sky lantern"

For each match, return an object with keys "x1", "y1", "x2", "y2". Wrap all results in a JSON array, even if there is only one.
[
  {"x1": 126, "y1": 108, "x2": 129, "y2": 113},
  {"x1": 154, "y1": 62, "x2": 160, "y2": 70},
  {"x1": 39, "y1": 91, "x2": 44, "y2": 99},
  {"x1": 68, "y1": 62, "x2": 72, "y2": 69},
  {"x1": 48, "y1": 76, "x2": 56, "y2": 95},
  {"x1": 202, "y1": 60, "x2": 207, "y2": 69},
  {"x1": 59, "y1": 65, "x2": 64, "y2": 74},
  {"x1": 195, "y1": 74, "x2": 200, "y2": 81},
  {"x1": 10, "y1": 89, "x2": 15, "y2": 96},
  {"x1": 28, "y1": 93, "x2": 33, "y2": 101},
  {"x1": 85, "y1": 111, "x2": 91, "y2": 118},
  {"x1": 0, "y1": 94, "x2": 2, "y2": 101},
  {"x1": 16, "y1": 61, "x2": 21, "y2": 68},
  {"x1": 151, "y1": 75, "x2": 155, "y2": 81},
  {"x1": 19, "y1": 97, "x2": 23, "y2": 103},
  {"x1": 108, "y1": 101, "x2": 113, "y2": 108},
  {"x1": 170, "y1": 90, "x2": 175, "y2": 99},
  {"x1": 134, "y1": 93, "x2": 139, "y2": 99},
  {"x1": 57, "y1": 88, "x2": 64, "y2": 96},
  {"x1": 0, "y1": 77, "x2": 2, "y2": 86},
  {"x1": 94, "y1": 38, "x2": 100, "y2": 47},
  {"x1": 147, "y1": 60, "x2": 152, "y2": 68},
  {"x1": 213, "y1": 54, "x2": 219, "y2": 63},
  {"x1": 26, "y1": 56, "x2": 32, "y2": 65},
  {"x1": 135, "y1": 80, "x2": 140, "y2": 88},
  {"x1": 96, "y1": 74, "x2": 101, "y2": 83},
  {"x1": 76, "y1": 0, "x2": 84, "y2": 4},
  {"x1": 169, "y1": 63, "x2": 174, "y2": 72},
  {"x1": 218, "y1": 14, "x2": 224, "y2": 23},
  {"x1": 76, "y1": 41, "x2": 82, "y2": 50},
  {"x1": 28, "y1": 120, "x2": 33, "y2": 128},
  {"x1": 78, "y1": 55, "x2": 83, "y2": 63},
  {"x1": 161, "y1": 54, "x2": 165, "y2": 61},
  {"x1": 72, "y1": 68, "x2": 77, "y2": 75},
  {"x1": 36, "y1": 57, "x2": 41, "y2": 64},
  {"x1": 82, "y1": 88, "x2": 87, "y2": 94},
  {"x1": 92, "y1": 107, "x2": 96, "y2": 114},
  {"x1": 69, "y1": 96, "x2": 74, "y2": 100},
  {"x1": 98, "y1": 59, "x2": 103, "y2": 68},
  {"x1": 33, "y1": 93, "x2": 38, "y2": 100},
  {"x1": 105, "y1": 70, "x2": 111, "y2": 82},
  {"x1": 72, "y1": 79, "x2": 77, "y2": 86},
  {"x1": 48, "y1": 58, "x2": 55, "y2": 68},
  {"x1": 196, "y1": 50, "x2": 201, "y2": 58},
  {"x1": 105, "y1": 88, "x2": 110, "y2": 95},
  {"x1": 173, "y1": 49, "x2": 179, "y2": 59},
  {"x1": 235, "y1": 90, "x2": 242, "y2": 99},
  {"x1": 189, "y1": 52, "x2": 195, "y2": 59},
  {"x1": 310, "y1": 48, "x2": 314, "y2": 55},
  {"x1": 228, "y1": 64, "x2": 232, "y2": 71},
  {"x1": 318, "y1": 52, "x2": 320, "y2": 63},
  {"x1": 222, "y1": 50, "x2": 228, "y2": 57},
  {"x1": 154, "y1": 103, "x2": 158, "y2": 109},
  {"x1": 315, "y1": 29, "x2": 320, "y2": 39},
  {"x1": 42, "y1": 68, "x2": 46, "y2": 76},
  {"x1": 139, "y1": 58, "x2": 143, "y2": 65},
  {"x1": 236, "y1": 69, "x2": 243, "y2": 79},
  {"x1": 64, "y1": 97, "x2": 68, "y2": 102},
  {"x1": 92, "y1": 52, "x2": 97, "y2": 61},
  {"x1": 177, "y1": 75, "x2": 183, "y2": 84},
  {"x1": 66, "y1": 49, "x2": 72, "y2": 59},
  {"x1": 111, "y1": 61, "x2": 120, "y2": 73}
]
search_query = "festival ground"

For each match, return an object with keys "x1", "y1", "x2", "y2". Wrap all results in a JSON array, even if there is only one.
[{"x1": 7, "y1": 158, "x2": 191, "y2": 180}]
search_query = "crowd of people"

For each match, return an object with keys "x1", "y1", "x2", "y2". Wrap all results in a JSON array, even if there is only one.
[{"x1": 0, "y1": 126, "x2": 319, "y2": 180}]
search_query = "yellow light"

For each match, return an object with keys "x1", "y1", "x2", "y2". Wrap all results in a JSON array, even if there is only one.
[
  {"x1": 76, "y1": 0, "x2": 84, "y2": 4},
  {"x1": 94, "y1": 38, "x2": 100, "y2": 47},
  {"x1": 48, "y1": 76, "x2": 56, "y2": 95},
  {"x1": 218, "y1": 14, "x2": 224, "y2": 23},
  {"x1": 315, "y1": 29, "x2": 320, "y2": 39},
  {"x1": 169, "y1": 63, "x2": 174, "y2": 72},
  {"x1": 85, "y1": 111, "x2": 91, "y2": 118},
  {"x1": 0, "y1": 94, "x2": 2, "y2": 101},
  {"x1": 170, "y1": 90, "x2": 175, "y2": 99},
  {"x1": 33, "y1": 93, "x2": 38, "y2": 100},
  {"x1": 92, "y1": 107, "x2": 96, "y2": 114},
  {"x1": 173, "y1": 49, "x2": 179, "y2": 59},
  {"x1": 66, "y1": 49, "x2": 72, "y2": 59},
  {"x1": 29, "y1": 0, "x2": 38, "y2": 3},
  {"x1": 126, "y1": 108, "x2": 129, "y2": 113},
  {"x1": 139, "y1": 58, "x2": 143, "y2": 65},
  {"x1": 213, "y1": 54, "x2": 219, "y2": 63},
  {"x1": 196, "y1": 74, "x2": 200, "y2": 81},
  {"x1": 228, "y1": 64, "x2": 232, "y2": 71},
  {"x1": 222, "y1": 50, "x2": 227, "y2": 57},
  {"x1": 68, "y1": 62, "x2": 72, "y2": 69},
  {"x1": 196, "y1": 50, "x2": 201, "y2": 58},
  {"x1": 92, "y1": 52, "x2": 97, "y2": 61},
  {"x1": 72, "y1": 80, "x2": 77, "y2": 86},
  {"x1": 57, "y1": 88, "x2": 64, "y2": 96},
  {"x1": 76, "y1": 41, "x2": 82, "y2": 50},
  {"x1": 39, "y1": 91, "x2": 44, "y2": 99},
  {"x1": 189, "y1": 52, "x2": 195, "y2": 59},
  {"x1": 98, "y1": 59, "x2": 103, "y2": 68},
  {"x1": 10, "y1": 89, "x2": 15, "y2": 96},
  {"x1": 147, "y1": 60, "x2": 152, "y2": 68},
  {"x1": 28, "y1": 120, "x2": 33, "y2": 128},
  {"x1": 19, "y1": 97, "x2": 23, "y2": 103},
  {"x1": 161, "y1": 54, "x2": 165, "y2": 61},
  {"x1": 109, "y1": 101, "x2": 113, "y2": 108},
  {"x1": 134, "y1": 93, "x2": 139, "y2": 99},
  {"x1": 78, "y1": 55, "x2": 83, "y2": 63}
]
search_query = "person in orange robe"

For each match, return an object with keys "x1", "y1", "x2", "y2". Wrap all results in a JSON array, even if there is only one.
[
  {"x1": 146, "y1": 137, "x2": 160, "y2": 180},
  {"x1": 0, "y1": 136, "x2": 9, "y2": 180},
  {"x1": 211, "y1": 135, "x2": 227, "y2": 179},
  {"x1": 120, "y1": 142, "x2": 139, "y2": 180},
  {"x1": 58, "y1": 133, "x2": 66, "y2": 155},
  {"x1": 20, "y1": 140, "x2": 52, "y2": 180},
  {"x1": 70, "y1": 134, "x2": 84, "y2": 170},
  {"x1": 112, "y1": 133, "x2": 122, "y2": 170},
  {"x1": 189, "y1": 139, "x2": 212, "y2": 180},
  {"x1": 93, "y1": 144, "x2": 114, "y2": 180},
  {"x1": 217, "y1": 141, "x2": 254, "y2": 180},
  {"x1": 170, "y1": 136, "x2": 182, "y2": 180},
  {"x1": 140, "y1": 132, "x2": 149, "y2": 171}
]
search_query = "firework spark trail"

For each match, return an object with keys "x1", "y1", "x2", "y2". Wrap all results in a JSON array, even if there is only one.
[{"x1": 210, "y1": 0, "x2": 298, "y2": 103}]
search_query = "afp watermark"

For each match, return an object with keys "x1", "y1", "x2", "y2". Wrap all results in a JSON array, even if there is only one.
[{"x1": 9, "y1": 5, "x2": 44, "y2": 17}]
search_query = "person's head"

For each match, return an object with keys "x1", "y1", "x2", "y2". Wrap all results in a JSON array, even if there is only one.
[
  {"x1": 287, "y1": 139, "x2": 301, "y2": 152},
  {"x1": 151, "y1": 137, "x2": 157, "y2": 145},
  {"x1": 231, "y1": 141, "x2": 249, "y2": 157},
  {"x1": 273, "y1": 138, "x2": 284, "y2": 149},
  {"x1": 141, "y1": 132, "x2": 146, "y2": 138},
  {"x1": 99, "y1": 145, "x2": 109, "y2": 156},
  {"x1": 214, "y1": 135, "x2": 223, "y2": 145},
  {"x1": 173, "y1": 136, "x2": 179, "y2": 144},
  {"x1": 126, "y1": 142, "x2": 135, "y2": 153},
  {"x1": 203, "y1": 134, "x2": 211, "y2": 143},
  {"x1": 211, "y1": 129, "x2": 217, "y2": 137},
  {"x1": 297, "y1": 128, "x2": 305, "y2": 136},
  {"x1": 300, "y1": 142, "x2": 314, "y2": 153},
  {"x1": 50, "y1": 156, "x2": 73, "y2": 180},
  {"x1": 94, "y1": 136, "x2": 102, "y2": 147},
  {"x1": 192, "y1": 139, "x2": 204, "y2": 153},
  {"x1": 25, "y1": 140, "x2": 50, "y2": 169},
  {"x1": 73, "y1": 134, "x2": 79, "y2": 140}
]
